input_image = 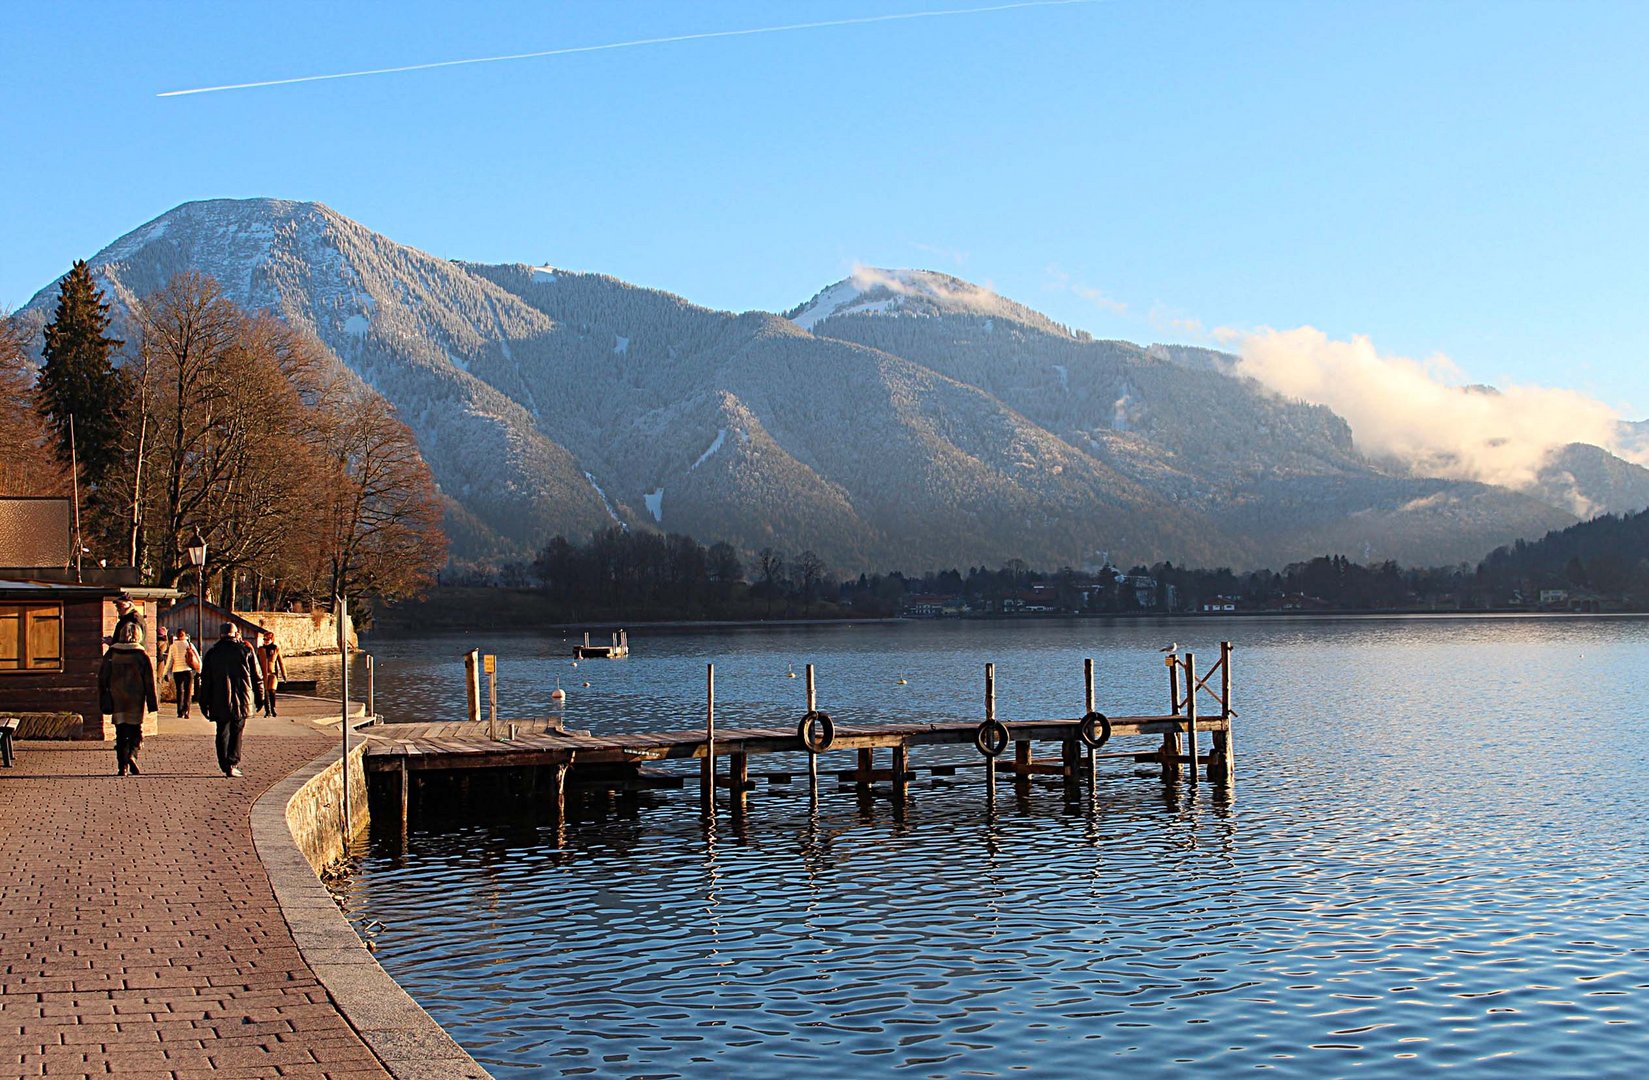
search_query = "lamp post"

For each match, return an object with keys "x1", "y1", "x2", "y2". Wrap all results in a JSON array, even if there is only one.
[{"x1": 186, "y1": 530, "x2": 207, "y2": 651}]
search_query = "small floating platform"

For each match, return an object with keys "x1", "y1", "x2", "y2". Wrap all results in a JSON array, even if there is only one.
[{"x1": 573, "y1": 629, "x2": 628, "y2": 659}]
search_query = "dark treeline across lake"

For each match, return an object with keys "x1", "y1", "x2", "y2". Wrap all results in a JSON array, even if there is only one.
[{"x1": 333, "y1": 616, "x2": 1649, "y2": 1077}]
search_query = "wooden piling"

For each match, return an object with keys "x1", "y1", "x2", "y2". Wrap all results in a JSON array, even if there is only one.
[
  {"x1": 892, "y1": 742, "x2": 910, "y2": 802},
  {"x1": 700, "y1": 663, "x2": 716, "y2": 820},
  {"x1": 1184, "y1": 651, "x2": 1199, "y2": 786},
  {"x1": 1084, "y1": 657, "x2": 1097, "y2": 794},
  {"x1": 397, "y1": 757, "x2": 409, "y2": 843},
  {"x1": 857, "y1": 748, "x2": 875, "y2": 788},
  {"x1": 464, "y1": 649, "x2": 481, "y2": 725},
  {"x1": 1162, "y1": 655, "x2": 1181, "y2": 781},
  {"x1": 985, "y1": 662, "x2": 997, "y2": 804},
  {"x1": 805, "y1": 664, "x2": 818, "y2": 793},
  {"x1": 551, "y1": 762, "x2": 567, "y2": 821},
  {"x1": 1212, "y1": 640, "x2": 1235, "y2": 785},
  {"x1": 730, "y1": 751, "x2": 749, "y2": 804}
]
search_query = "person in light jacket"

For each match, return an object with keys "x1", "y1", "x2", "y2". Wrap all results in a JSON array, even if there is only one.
[
  {"x1": 99, "y1": 620, "x2": 158, "y2": 776},
  {"x1": 255, "y1": 631, "x2": 287, "y2": 717},
  {"x1": 162, "y1": 628, "x2": 202, "y2": 718},
  {"x1": 200, "y1": 623, "x2": 263, "y2": 778}
]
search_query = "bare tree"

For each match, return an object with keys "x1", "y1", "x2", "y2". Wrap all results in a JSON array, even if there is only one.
[{"x1": 294, "y1": 382, "x2": 447, "y2": 604}]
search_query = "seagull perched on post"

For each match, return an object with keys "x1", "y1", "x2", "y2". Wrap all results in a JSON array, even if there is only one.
[{"x1": 1159, "y1": 642, "x2": 1179, "y2": 654}]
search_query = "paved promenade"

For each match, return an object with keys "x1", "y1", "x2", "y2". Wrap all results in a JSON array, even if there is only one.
[{"x1": 0, "y1": 706, "x2": 390, "y2": 1078}]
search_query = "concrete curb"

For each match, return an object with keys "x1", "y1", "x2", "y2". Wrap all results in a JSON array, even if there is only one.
[{"x1": 252, "y1": 746, "x2": 492, "y2": 1080}]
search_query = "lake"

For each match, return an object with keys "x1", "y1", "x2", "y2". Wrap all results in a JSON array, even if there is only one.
[{"x1": 330, "y1": 616, "x2": 1649, "y2": 1077}]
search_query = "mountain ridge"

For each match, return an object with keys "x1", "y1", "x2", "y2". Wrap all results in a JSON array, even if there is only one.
[{"x1": 20, "y1": 197, "x2": 1642, "y2": 573}]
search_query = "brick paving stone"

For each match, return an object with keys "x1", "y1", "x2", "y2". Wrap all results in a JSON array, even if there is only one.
[{"x1": 1, "y1": 736, "x2": 389, "y2": 1077}]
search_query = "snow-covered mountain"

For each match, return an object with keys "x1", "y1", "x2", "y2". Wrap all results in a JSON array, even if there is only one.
[{"x1": 21, "y1": 198, "x2": 1639, "y2": 571}]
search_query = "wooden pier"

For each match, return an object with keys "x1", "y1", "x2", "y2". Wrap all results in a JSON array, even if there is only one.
[{"x1": 363, "y1": 644, "x2": 1235, "y2": 832}]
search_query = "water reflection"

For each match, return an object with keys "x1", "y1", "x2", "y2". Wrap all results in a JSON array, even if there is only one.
[{"x1": 338, "y1": 616, "x2": 1649, "y2": 1077}]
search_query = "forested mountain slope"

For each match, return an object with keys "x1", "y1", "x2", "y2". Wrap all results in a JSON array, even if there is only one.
[{"x1": 23, "y1": 198, "x2": 1639, "y2": 572}]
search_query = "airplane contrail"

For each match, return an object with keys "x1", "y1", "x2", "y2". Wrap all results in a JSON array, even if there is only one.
[{"x1": 158, "y1": 0, "x2": 1098, "y2": 97}]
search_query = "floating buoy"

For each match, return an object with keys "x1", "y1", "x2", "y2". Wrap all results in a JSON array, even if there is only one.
[
  {"x1": 896, "y1": 677, "x2": 908, "y2": 685},
  {"x1": 786, "y1": 664, "x2": 797, "y2": 678},
  {"x1": 550, "y1": 676, "x2": 566, "y2": 703},
  {"x1": 581, "y1": 681, "x2": 590, "y2": 688}
]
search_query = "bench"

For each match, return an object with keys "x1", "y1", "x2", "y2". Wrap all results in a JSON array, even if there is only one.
[{"x1": 0, "y1": 717, "x2": 17, "y2": 767}]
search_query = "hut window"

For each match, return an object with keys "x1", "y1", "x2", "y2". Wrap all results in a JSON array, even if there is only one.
[{"x1": 0, "y1": 604, "x2": 63, "y2": 672}]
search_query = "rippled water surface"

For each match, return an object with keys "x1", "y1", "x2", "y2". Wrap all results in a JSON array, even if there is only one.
[{"x1": 337, "y1": 617, "x2": 1649, "y2": 1077}]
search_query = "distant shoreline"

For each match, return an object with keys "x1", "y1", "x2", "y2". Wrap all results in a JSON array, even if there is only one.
[{"x1": 365, "y1": 605, "x2": 1649, "y2": 639}]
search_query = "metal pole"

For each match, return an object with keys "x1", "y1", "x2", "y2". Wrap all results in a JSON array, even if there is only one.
[
  {"x1": 338, "y1": 594, "x2": 350, "y2": 835},
  {"x1": 366, "y1": 654, "x2": 376, "y2": 724}
]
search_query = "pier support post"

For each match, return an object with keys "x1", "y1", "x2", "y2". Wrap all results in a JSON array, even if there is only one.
[
  {"x1": 1085, "y1": 658, "x2": 1097, "y2": 795},
  {"x1": 397, "y1": 757, "x2": 409, "y2": 845},
  {"x1": 1184, "y1": 652, "x2": 1199, "y2": 786},
  {"x1": 856, "y1": 749, "x2": 875, "y2": 788},
  {"x1": 1211, "y1": 641, "x2": 1235, "y2": 785},
  {"x1": 1162, "y1": 654, "x2": 1183, "y2": 782},
  {"x1": 984, "y1": 663, "x2": 997, "y2": 807},
  {"x1": 805, "y1": 664, "x2": 818, "y2": 797},
  {"x1": 892, "y1": 743, "x2": 910, "y2": 803},
  {"x1": 551, "y1": 762, "x2": 567, "y2": 822},
  {"x1": 700, "y1": 664, "x2": 716, "y2": 820},
  {"x1": 730, "y1": 752, "x2": 750, "y2": 803},
  {"x1": 1061, "y1": 738, "x2": 1081, "y2": 784}
]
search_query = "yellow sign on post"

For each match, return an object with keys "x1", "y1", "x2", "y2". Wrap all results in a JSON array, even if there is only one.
[{"x1": 485, "y1": 654, "x2": 499, "y2": 739}]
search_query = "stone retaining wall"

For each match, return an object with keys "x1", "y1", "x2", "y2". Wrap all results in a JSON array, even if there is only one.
[
  {"x1": 284, "y1": 739, "x2": 370, "y2": 870},
  {"x1": 244, "y1": 610, "x2": 357, "y2": 658}
]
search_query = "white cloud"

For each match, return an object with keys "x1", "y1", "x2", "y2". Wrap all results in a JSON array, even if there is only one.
[
  {"x1": 1233, "y1": 326, "x2": 1638, "y2": 491},
  {"x1": 1046, "y1": 265, "x2": 1127, "y2": 314}
]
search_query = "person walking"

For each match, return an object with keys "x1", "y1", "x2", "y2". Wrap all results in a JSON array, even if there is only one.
[
  {"x1": 98, "y1": 621, "x2": 157, "y2": 776},
  {"x1": 162, "y1": 627, "x2": 202, "y2": 719},
  {"x1": 112, "y1": 595, "x2": 144, "y2": 647},
  {"x1": 255, "y1": 631, "x2": 287, "y2": 717},
  {"x1": 199, "y1": 622, "x2": 263, "y2": 778}
]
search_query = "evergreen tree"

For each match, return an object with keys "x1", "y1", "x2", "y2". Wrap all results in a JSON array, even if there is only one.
[{"x1": 37, "y1": 260, "x2": 125, "y2": 485}]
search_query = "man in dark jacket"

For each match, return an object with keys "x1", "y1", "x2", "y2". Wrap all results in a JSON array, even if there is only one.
[{"x1": 199, "y1": 622, "x2": 264, "y2": 777}]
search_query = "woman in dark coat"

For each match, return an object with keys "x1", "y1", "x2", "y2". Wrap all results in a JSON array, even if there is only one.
[{"x1": 98, "y1": 620, "x2": 158, "y2": 776}]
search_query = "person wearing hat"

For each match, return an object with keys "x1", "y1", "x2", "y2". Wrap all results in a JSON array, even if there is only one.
[
  {"x1": 199, "y1": 622, "x2": 264, "y2": 778},
  {"x1": 98, "y1": 620, "x2": 157, "y2": 776},
  {"x1": 112, "y1": 595, "x2": 144, "y2": 650}
]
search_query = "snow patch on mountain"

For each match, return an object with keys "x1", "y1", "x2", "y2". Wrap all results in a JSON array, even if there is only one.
[
  {"x1": 614, "y1": 335, "x2": 630, "y2": 355},
  {"x1": 343, "y1": 314, "x2": 369, "y2": 336},
  {"x1": 644, "y1": 487, "x2": 664, "y2": 522},
  {"x1": 530, "y1": 266, "x2": 558, "y2": 283},
  {"x1": 584, "y1": 471, "x2": 624, "y2": 527},
  {"x1": 692, "y1": 429, "x2": 728, "y2": 470}
]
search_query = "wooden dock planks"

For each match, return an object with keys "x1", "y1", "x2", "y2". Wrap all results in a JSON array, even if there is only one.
[{"x1": 362, "y1": 714, "x2": 1229, "y2": 772}]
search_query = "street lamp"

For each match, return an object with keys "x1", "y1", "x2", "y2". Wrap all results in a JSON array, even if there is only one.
[{"x1": 186, "y1": 530, "x2": 207, "y2": 652}]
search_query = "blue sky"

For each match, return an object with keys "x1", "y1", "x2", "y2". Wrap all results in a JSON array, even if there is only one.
[{"x1": 5, "y1": 0, "x2": 1648, "y2": 412}]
